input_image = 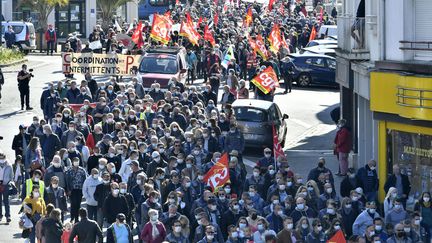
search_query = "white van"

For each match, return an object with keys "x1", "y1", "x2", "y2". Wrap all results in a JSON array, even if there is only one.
[
  {"x1": 318, "y1": 25, "x2": 337, "y2": 39},
  {"x1": 1, "y1": 21, "x2": 36, "y2": 54}
]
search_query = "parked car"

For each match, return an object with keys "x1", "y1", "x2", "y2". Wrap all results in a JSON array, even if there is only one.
[
  {"x1": 306, "y1": 38, "x2": 337, "y2": 48},
  {"x1": 139, "y1": 47, "x2": 187, "y2": 89},
  {"x1": 281, "y1": 53, "x2": 336, "y2": 87},
  {"x1": 318, "y1": 25, "x2": 337, "y2": 39},
  {"x1": 231, "y1": 99, "x2": 289, "y2": 148},
  {"x1": 300, "y1": 44, "x2": 337, "y2": 57},
  {"x1": 1, "y1": 21, "x2": 36, "y2": 54}
]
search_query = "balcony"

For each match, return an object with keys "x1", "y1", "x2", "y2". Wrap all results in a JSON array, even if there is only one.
[{"x1": 336, "y1": 16, "x2": 370, "y2": 60}]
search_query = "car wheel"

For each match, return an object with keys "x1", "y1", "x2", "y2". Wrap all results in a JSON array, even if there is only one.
[{"x1": 298, "y1": 73, "x2": 311, "y2": 87}]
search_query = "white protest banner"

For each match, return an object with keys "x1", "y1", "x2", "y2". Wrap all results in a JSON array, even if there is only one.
[
  {"x1": 62, "y1": 53, "x2": 142, "y2": 76},
  {"x1": 89, "y1": 40, "x2": 102, "y2": 50}
]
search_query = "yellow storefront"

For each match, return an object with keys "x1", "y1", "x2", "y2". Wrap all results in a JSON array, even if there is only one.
[{"x1": 371, "y1": 72, "x2": 432, "y2": 203}]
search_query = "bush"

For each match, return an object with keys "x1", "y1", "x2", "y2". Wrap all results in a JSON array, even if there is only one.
[{"x1": 0, "y1": 46, "x2": 25, "y2": 65}]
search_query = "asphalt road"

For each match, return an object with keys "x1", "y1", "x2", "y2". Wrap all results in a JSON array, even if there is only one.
[{"x1": 0, "y1": 54, "x2": 340, "y2": 241}]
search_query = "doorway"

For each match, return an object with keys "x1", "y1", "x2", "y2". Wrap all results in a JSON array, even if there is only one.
[{"x1": 55, "y1": 0, "x2": 86, "y2": 39}]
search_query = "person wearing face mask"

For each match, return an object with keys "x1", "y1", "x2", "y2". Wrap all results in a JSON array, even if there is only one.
[
  {"x1": 385, "y1": 197, "x2": 408, "y2": 226},
  {"x1": 252, "y1": 218, "x2": 276, "y2": 243},
  {"x1": 257, "y1": 148, "x2": 275, "y2": 170},
  {"x1": 166, "y1": 219, "x2": 189, "y2": 243},
  {"x1": 141, "y1": 191, "x2": 162, "y2": 229},
  {"x1": 266, "y1": 203, "x2": 286, "y2": 233},
  {"x1": 0, "y1": 153, "x2": 13, "y2": 223},
  {"x1": 103, "y1": 182, "x2": 129, "y2": 225},
  {"x1": 141, "y1": 209, "x2": 166, "y2": 243},
  {"x1": 410, "y1": 214, "x2": 426, "y2": 242},
  {"x1": 24, "y1": 170, "x2": 45, "y2": 200},
  {"x1": 106, "y1": 213, "x2": 133, "y2": 243},
  {"x1": 356, "y1": 159, "x2": 379, "y2": 202},
  {"x1": 340, "y1": 168, "x2": 361, "y2": 198},
  {"x1": 333, "y1": 119, "x2": 352, "y2": 176},
  {"x1": 318, "y1": 183, "x2": 339, "y2": 210},
  {"x1": 42, "y1": 89, "x2": 61, "y2": 122},
  {"x1": 307, "y1": 158, "x2": 335, "y2": 188},
  {"x1": 387, "y1": 223, "x2": 413, "y2": 243},
  {"x1": 40, "y1": 82, "x2": 54, "y2": 112},
  {"x1": 65, "y1": 157, "x2": 87, "y2": 222},
  {"x1": 384, "y1": 164, "x2": 411, "y2": 208},
  {"x1": 383, "y1": 187, "x2": 398, "y2": 216},
  {"x1": 43, "y1": 176, "x2": 67, "y2": 220},
  {"x1": 318, "y1": 200, "x2": 341, "y2": 230},
  {"x1": 202, "y1": 84, "x2": 218, "y2": 106},
  {"x1": 352, "y1": 201, "x2": 380, "y2": 236},
  {"x1": 40, "y1": 124, "x2": 61, "y2": 163},
  {"x1": 93, "y1": 172, "x2": 112, "y2": 227},
  {"x1": 275, "y1": 217, "x2": 300, "y2": 243},
  {"x1": 290, "y1": 197, "x2": 316, "y2": 224},
  {"x1": 324, "y1": 219, "x2": 344, "y2": 241},
  {"x1": 17, "y1": 64, "x2": 34, "y2": 110},
  {"x1": 372, "y1": 217, "x2": 389, "y2": 241},
  {"x1": 61, "y1": 123, "x2": 84, "y2": 148},
  {"x1": 82, "y1": 168, "x2": 103, "y2": 221},
  {"x1": 337, "y1": 197, "x2": 357, "y2": 238},
  {"x1": 23, "y1": 185, "x2": 47, "y2": 243},
  {"x1": 306, "y1": 219, "x2": 327, "y2": 243},
  {"x1": 146, "y1": 151, "x2": 168, "y2": 177}
]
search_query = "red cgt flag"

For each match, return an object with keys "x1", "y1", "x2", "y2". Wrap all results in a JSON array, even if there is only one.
[
  {"x1": 268, "y1": 0, "x2": 275, "y2": 11},
  {"x1": 180, "y1": 20, "x2": 201, "y2": 46},
  {"x1": 250, "y1": 66, "x2": 279, "y2": 94},
  {"x1": 203, "y1": 153, "x2": 230, "y2": 190},
  {"x1": 204, "y1": 25, "x2": 216, "y2": 47},
  {"x1": 150, "y1": 14, "x2": 173, "y2": 44},
  {"x1": 244, "y1": 7, "x2": 253, "y2": 28},
  {"x1": 327, "y1": 230, "x2": 346, "y2": 243},
  {"x1": 268, "y1": 23, "x2": 282, "y2": 54},
  {"x1": 131, "y1": 21, "x2": 144, "y2": 48},
  {"x1": 273, "y1": 124, "x2": 286, "y2": 162}
]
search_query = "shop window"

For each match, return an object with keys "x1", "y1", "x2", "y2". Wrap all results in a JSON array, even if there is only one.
[{"x1": 388, "y1": 129, "x2": 432, "y2": 208}]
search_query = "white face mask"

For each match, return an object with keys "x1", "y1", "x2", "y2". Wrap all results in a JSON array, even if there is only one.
[
  {"x1": 174, "y1": 226, "x2": 182, "y2": 233},
  {"x1": 120, "y1": 189, "x2": 127, "y2": 194},
  {"x1": 113, "y1": 189, "x2": 120, "y2": 195},
  {"x1": 33, "y1": 192, "x2": 40, "y2": 198},
  {"x1": 92, "y1": 174, "x2": 99, "y2": 179},
  {"x1": 151, "y1": 215, "x2": 158, "y2": 221}
]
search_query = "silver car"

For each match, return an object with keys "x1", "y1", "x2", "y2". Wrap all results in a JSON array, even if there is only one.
[{"x1": 232, "y1": 99, "x2": 288, "y2": 148}]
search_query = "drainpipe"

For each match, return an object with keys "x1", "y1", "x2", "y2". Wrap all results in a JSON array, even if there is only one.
[{"x1": 380, "y1": 0, "x2": 386, "y2": 61}]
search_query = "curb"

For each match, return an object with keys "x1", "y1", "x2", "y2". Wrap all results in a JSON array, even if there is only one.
[{"x1": 0, "y1": 58, "x2": 28, "y2": 68}]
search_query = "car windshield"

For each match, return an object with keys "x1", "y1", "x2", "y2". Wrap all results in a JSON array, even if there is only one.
[
  {"x1": 139, "y1": 55, "x2": 178, "y2": 74},
  {"x1": 234, "y1": 107, "x2": 268, "y2": 122}
]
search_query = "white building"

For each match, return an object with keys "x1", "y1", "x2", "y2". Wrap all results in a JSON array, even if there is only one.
[{"x1": 1, "y1": 0, "x2": 138, "y2": 39}]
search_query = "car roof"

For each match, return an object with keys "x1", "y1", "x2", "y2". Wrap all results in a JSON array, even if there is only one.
[
  {"x1": 232, "y1": 99, "x2": 274, "y2": 110},
  {"x1": 303, "y1": 45, "x2": 337, "y2": 51},
  {"x1": 146, "y1": 47, "x2": 185, "y2": 54},
  {"x1": 309, "y1": 39, "x2": 337, "y2": 45},
  {"x1": 289, "y1": 53, "x2": 335, "y2": 59}
]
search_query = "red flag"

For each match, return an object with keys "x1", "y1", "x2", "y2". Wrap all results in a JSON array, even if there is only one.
[
  {"x1": 248, "y1": 37, "x2": 257, "y2": 52},
  {"x1": 185, "y1": 12, "x2": 192, "y2": 24},
  {"x1": 244, "y1": 7, "x2": 253, "y2": 28},
  {"x1": 273, "y1": 125, "x2": 286, "y2": 162},
  {"x1": 250, "y1": 66, "x2": 279, "y2": 94},
  {"x1": 203, "y1": 153, "x2": 230, "y2": 190},
  {"x1": 255, "y1": 34, "x2": 269, "y2": 60},
  {"x1": 175, "y1": 0, "x2": 179, "y2": 5},
  {"x1": 268, "y1": 0, "x2": 275, "y2": 11},
  {"x1": 327, "y1": 230, "x2": 346, "y2": 243},
  {"x1": 164, "y1": 11, "x2": 171, "y2": 18},
  {"x1": 150, "y1": 14, "x2": 173, "y2": 44},
  {"x1": 68, "y1": 103, "x2": 97, "y2": 113},
  {"x1": 197, "y1": 16, "x2": 203, "y2": 27},
  {"x1": 180, "y1": 20, "x2": 201, "y2": 46},
  {"x1": 131, "y1": 21, "x2": 144, "y2": 48},
  {"x1": 268, "y1": 24, "x2": 282, "y2": 54},
  {"x1": 204, "y1": 25, "x2": 216, "y2": 47},
  {"x1": 214, "y1": 12, "x2": 219, "y2": 26},
  {"x1": 309, "y1": 26, "x2": 317, "y2": 42}
]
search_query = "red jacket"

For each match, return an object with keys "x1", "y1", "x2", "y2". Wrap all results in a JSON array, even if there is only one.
[
  {"x1": 334, "y1": 127, "x2": 352, "y2": 153},
  {"x1": 140, "y1": 222, "x2": 166, "y2": 243},
  {"x1": 45, "y1": 29, "x2": 56, "y2": 42}
]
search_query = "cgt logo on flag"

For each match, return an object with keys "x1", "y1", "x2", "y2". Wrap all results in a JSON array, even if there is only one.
[{"x1": 203, "y1": 153, "x2": 230, "y2": 190}]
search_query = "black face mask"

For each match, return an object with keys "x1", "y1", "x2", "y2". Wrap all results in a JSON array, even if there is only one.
[
  {"x1": 397, "y1": 232, "x2": 405, "y2": 238},
  {"x1": 251, "y1": 213, "x2": 257, "y2": 220},
  {"x1": 318, "y1": 162, "x2": 324, "y2": 168}
]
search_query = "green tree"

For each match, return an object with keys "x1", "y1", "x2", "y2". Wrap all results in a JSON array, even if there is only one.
[
  {"x1": 17, "y1": 0, "x2": 69, "y2": 32},
  {"x1": 97, "y1": 0, "x2": 139, "y2": 31}
]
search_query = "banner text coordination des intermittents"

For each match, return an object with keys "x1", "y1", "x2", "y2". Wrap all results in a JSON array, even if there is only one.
[{"x1": 62, "y1": 53, "x2": 142, "y2": 76}]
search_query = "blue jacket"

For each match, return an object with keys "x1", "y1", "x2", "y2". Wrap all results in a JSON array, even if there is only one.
[
  {"x1": 266, "y1": 212, "x2": 284, "y2": 233},
  {"x1": 356, "y1": 165, "x2": 379, "y2": 193},
  {"x1": 43, "y1": 96, "x2": 61, "y2": 120},
  {"x1": 224, "y1": 129, "x2": 245, "y2": 153},
  {"x1": 352, "y1": 210, "x2": 380, "y2": 236},
  {"x1": 66, "y1": 88, "x2": 80, "y2": 104},
  {"x1": 40, "y1": 133, "x2": 61, "y2": 162}
]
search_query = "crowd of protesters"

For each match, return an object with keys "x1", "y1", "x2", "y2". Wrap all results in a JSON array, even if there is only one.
[{"x1": 0, "y1": 0, "x2": 428, "y2": 243}]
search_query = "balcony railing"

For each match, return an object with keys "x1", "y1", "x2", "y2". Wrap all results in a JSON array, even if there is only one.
[
  {"x1": 338, "y1": 16, "x2": 367, "y2": 52},
  {"x1": 397, "y1": 86, "x2": 432, "y2": 109},
  {"x1": 400, "y1": 41, "x2": 432, "y2": 51}
]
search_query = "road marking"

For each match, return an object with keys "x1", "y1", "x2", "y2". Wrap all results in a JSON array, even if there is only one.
[
  {"x1": 243, "y1": 157, "x2": 257, "y2": 168},
  {"x1": 289, "y1": 118, "x2": 312, "y2": 128}
]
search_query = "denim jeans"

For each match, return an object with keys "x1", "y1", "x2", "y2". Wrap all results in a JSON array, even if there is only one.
[{"x1": 0, "y1": 187, "x2": 10, "y2": 218}]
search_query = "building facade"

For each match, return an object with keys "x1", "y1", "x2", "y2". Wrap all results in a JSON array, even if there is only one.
[
  {"x1": 2, "y1": 0, "x2": 138, "y2": 39},
  {"x1": 337, "y1": 0, "x2": 432, "y2": 203}
]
